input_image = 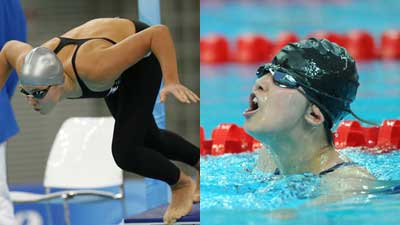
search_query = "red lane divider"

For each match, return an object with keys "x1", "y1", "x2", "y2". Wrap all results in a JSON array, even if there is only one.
[
  {"x1": 376, "y1": 120, "x2": 400, "y2": 152},
  {"x1": 200, "y1": 30, "x2": 400, "y2": 64},
  {"x1": 335, "y1": 120, "x2": 400, "y2": 153},
  {"x1": 381, "y1": 30, "x2": 400, "y2": 59},
  {"x1": 272, "y1": 32, "x2": 300, "y2": 57},
  {"x1": 202, "y1": 120, "x2": 400, "y2": 156},
  {"x1": 307, "y1": 31, "x2": 348, "y2": 48},
  {"x1": 234, "y1": 34, "x2": 274, "y2": 63},
  {"x1": 346, "y1": 30, "x2": 377, "y2": 61},
  {"x1": 334, "y1": 121, "x2": 379, "y2": 149},
  {"x1": 200, "y1": 126, "x2": 212, "y2": 155},
  {"x1": 201, "y1": 124, "x2": 261, "y2": 156},
  {"x1": 200, "y1": 34, "x2": 230, "y2": 64}
]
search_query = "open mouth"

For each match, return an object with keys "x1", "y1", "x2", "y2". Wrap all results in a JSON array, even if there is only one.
[{"x1": 243, "y1": 93, "x2": 259, "y2": 117}]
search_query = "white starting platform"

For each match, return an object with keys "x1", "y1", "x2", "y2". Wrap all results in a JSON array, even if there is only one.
[{"x1": 124, "y1": 203, "x2": 200, "y2": 225}]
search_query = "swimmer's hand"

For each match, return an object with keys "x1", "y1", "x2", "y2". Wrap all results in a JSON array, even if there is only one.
[{"x1": 160, "y1": 83, "x2": 200, "y2": 104}]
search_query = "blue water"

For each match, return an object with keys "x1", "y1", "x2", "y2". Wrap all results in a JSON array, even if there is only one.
[
  {"x1": 201, "y1": 0, "x2": 400, "y2": 39},
  {"x1": 201, "y1": 150, "x2": 400, "y2": 225},
  {"x1": 200, "y1": 0, "x2": 400, "y2": 224}
]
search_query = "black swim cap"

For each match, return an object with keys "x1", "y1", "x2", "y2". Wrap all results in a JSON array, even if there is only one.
[{"x1": 271, "y1": 38, "x2": 359, "y2": 128}]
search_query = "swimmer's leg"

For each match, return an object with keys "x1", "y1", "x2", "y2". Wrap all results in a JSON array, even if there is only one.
[
  {"x1": 194, "y1": 161, "x2": 200, "y2": 203},
  {"x1": 110, "y1": 118, "x2": 195, "y2": 225},
  {"x1": 164, "y1": 170, "x2": 196, "y2": 224},
  {"x1": 105, "y1": 53, "x2": 197, "y2": 224},
  {"x1": 144, "y1": 118, "x2": 200, "y2": 203},
  {"x1": 108, "y1": 103, "x2": 197, "y2": 224}
]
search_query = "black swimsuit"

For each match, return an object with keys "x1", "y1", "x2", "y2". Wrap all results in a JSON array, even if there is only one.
[
  {"x1": 273, "y1": 163, "x2": 400, "y2": 195},
  {"x1": 273, "y1": 162, "x2": 358, "y2": 176},
  {"x1": 52, "y1": 20, "x2": 199, "y2": 185},
  {"x1": 53, "y1": 36, "x2": 118, "y2": 98}
]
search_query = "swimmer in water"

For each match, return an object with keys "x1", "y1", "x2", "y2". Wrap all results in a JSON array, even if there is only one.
[
  {"x1": 0, "y1": 18, "x2": 199, "y2": 224},
  {"x1": 243, "y1": 38, "x2": 393, "y2": 198}
]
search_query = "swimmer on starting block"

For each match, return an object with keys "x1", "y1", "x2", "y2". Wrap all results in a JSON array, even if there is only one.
[{"x1": 0, "y1": 18, "x2": 200, "y2": 224}]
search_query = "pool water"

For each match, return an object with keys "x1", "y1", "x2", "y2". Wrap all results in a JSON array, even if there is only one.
[
  {"x1": 201, "y1": 194, "x2": 400, "y2": 225},
  {"x1": 201, "y1": 150, "x2": 400, "y2": 225},
  {"x1": 200, "y1": 0, "x2": 400, "y2": 224},
  {"x1": 200, "y1": 0, "x2": 400, "y2": 39}
]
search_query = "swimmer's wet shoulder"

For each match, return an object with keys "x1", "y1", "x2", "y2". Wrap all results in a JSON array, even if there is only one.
[
  {"x1": 320, "y1": 164, "x2": 376, "y2": 193},
  {"x1": 255, "y1": 146, "x2": 377, "y2": 193},
  {"x1": 50, "y1": 36, "x2": 120, "y2": 99},
  {"x1": 300, "y1": 165, "x2": 378, "y2": 208},
  {"x1": 42, "y1": 18, "x2": 142, "y2": 97}
]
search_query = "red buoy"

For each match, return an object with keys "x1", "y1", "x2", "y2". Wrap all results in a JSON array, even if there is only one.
[
  {"x1": 233, "y1": 34, "x2": 274, "y2": 63},
  {"x1": 380, "y1": 30, "x2": 400, "y2": 60},
  {"x1": 200, "y1": 34, "x2": 230, "y2": 64},
  {"x1": 346, "y1": 30, "x2": 376, "y2": 61},
  {"x1": 376, "y1": 120, "x2": 400, "y2": 152},
  {"x1": 272, "y1": 32, "x2": 300, "y2": 57},
  {"x1": 307, "y1": 31, "x2": 348, "y2": 48}
]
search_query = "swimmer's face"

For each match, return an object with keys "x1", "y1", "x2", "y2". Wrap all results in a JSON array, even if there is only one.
[
  {"x1": 21, "y1": 85, "x2": 61, "y2": 112},
  {"x1": 243, "y1": 72, "x2": 309, "y2": 140}
]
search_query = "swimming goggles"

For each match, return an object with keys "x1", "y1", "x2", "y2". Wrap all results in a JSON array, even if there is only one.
[
  {"x1": 256, "y1": 64, "x2": 351, "y2": 104},
  {"x1": 20, "y1": 85, "x2": 51, "y2": 99},
  {"x1": 257, "y1": 65, "x2": 300, "y2": 89}
]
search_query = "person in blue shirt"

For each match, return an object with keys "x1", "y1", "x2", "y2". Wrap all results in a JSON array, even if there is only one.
[{"x1": 0, "y1": 0, "x2": 26, "y2": 224}]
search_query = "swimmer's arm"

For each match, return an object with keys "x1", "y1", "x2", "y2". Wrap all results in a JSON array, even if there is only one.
[
  {"x1": 0, "y1": 45, "x2": 13, "y2": 89},
  {"x1": 310, "y1": 177, "x2": 400, "y2": 206},
  {"x1": 85, "y1": 25, "x2": 199, "y2": 103},
  {"x1": 305, "y1": 169, "x2": 377, "y2": 207},
  {"x1": 0, "y1": 41, "x2": 32, "y2": 89},
  {"x1": 267, "y1": 169, "x2": 377, "y2": 220},
  {"x1": 87, "y1": 25, "x2": 179, "y2": 84}
]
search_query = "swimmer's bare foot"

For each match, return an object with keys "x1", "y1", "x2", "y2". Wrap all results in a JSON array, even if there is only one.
[
  {"x1": 163, "y1": 171, "x2": 195, "y2": 225},
  {"x1": 193, "y1": 161, "x2": 200, "y2": 203}
]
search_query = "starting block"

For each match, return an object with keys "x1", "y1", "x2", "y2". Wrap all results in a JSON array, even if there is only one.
[{"x1": 124, "y1": 203, "x2": 199, "y2": 225}]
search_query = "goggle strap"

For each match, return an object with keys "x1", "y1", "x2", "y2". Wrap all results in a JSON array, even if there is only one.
[
  {"x1": 347, "y1": 109, "x2": 379, "y2": 126},
  {"x1": 297, "y1": 88, "x2": 334, "y2": 127}
]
